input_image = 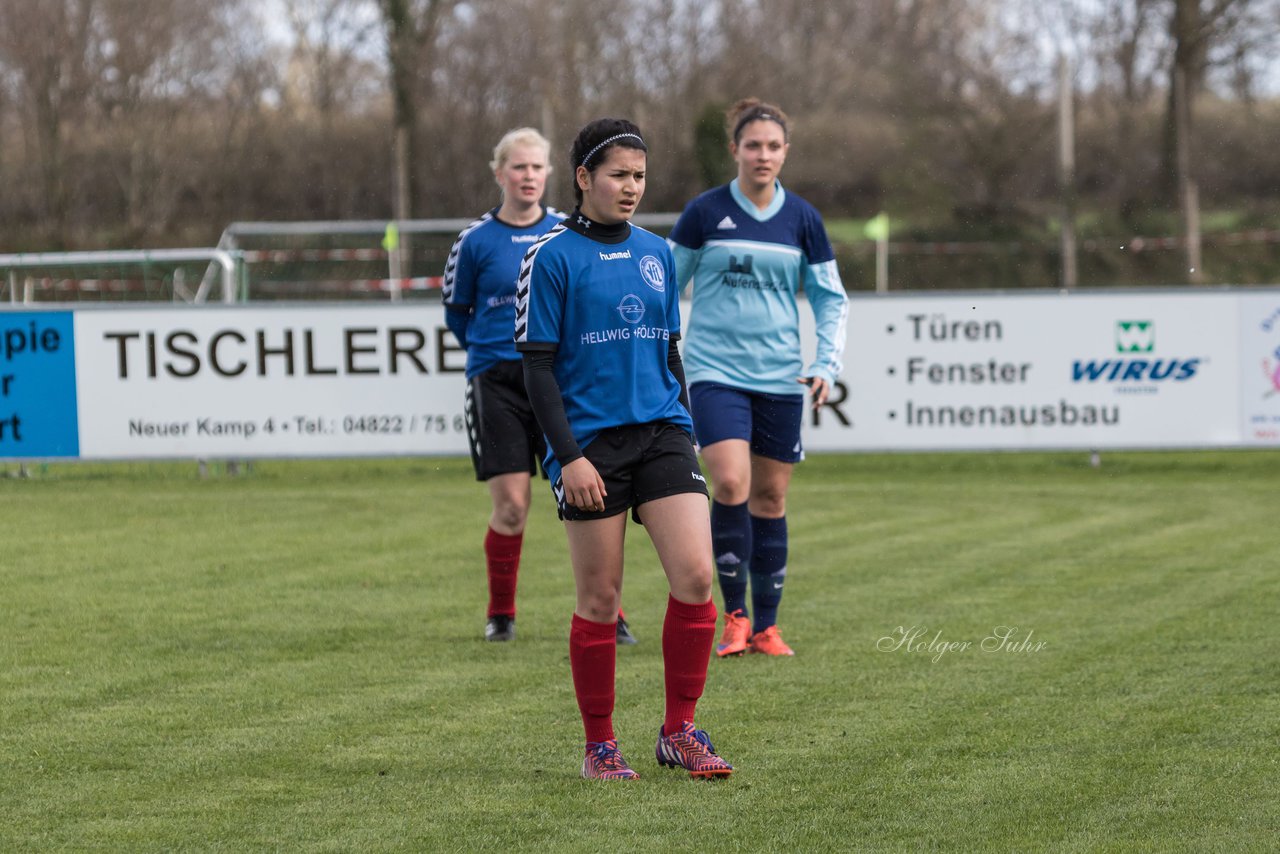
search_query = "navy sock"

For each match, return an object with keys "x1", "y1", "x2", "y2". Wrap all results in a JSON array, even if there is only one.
[
  {"x1": 749, "y1": 515, "x2": 787, "y2": 634},
  {"x1": 711, "y1": 500, "x2": 750, "y2": 616}
]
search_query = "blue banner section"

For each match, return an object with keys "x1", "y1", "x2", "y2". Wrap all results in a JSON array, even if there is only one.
[{"x1": 1, "y1": 311, "x2": 79, "y2": 458}]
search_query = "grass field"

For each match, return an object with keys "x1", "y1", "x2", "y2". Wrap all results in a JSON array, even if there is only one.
[{"x1": 3, "y1": 452, "x2": 1278, "y2": 852}]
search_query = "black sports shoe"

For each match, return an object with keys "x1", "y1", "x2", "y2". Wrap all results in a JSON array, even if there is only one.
[
  {"x1": 616, "y1": 616, "x2": 638, "y2": 645},
  {"x1": 485, "y1": 614, "x2": 515, "y2": 642}
]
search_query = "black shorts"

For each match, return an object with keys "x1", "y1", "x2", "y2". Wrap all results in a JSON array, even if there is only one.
[
  {"x1": 465, "y1": 360, "x2": 547, "y2": 481},
  {"x1": 554, "y1": 422, "x2": 709, "y2": 523}
]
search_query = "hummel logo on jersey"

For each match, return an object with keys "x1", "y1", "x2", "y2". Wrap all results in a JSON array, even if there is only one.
[
  {"x1": 717, "y1": 215, "x2": 737, "y2": 230},
  {"x1": 599, "y1": 249, "x2": 632, "y2": 261},
  {"x1": 716, "y1": 552, "x2": 742, "y2": 565},
  {"x1": 692, "y1": 472, "x2": 706, "y2": 483}
]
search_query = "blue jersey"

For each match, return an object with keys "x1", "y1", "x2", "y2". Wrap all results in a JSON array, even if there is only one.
[
  {"x1": 668, "y1": 179, "x2": 848, "y2": 395},
  {"x1": 442, "y1": 206, "x2": 565, "y2": 379},
  {"x1": 515, "y1": 216, "x2": 692, "y2": 483}
]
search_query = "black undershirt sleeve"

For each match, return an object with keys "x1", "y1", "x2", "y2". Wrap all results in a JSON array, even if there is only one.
[
  {"x1": 668, "y1": 335, "x2": 691, "y2": 416},
  {"x1": 523, "y1": 337, "x2": 690, "y2": 466},
  {"x1": 521, "y1": 349, "x2": 583, "y2": 467}
]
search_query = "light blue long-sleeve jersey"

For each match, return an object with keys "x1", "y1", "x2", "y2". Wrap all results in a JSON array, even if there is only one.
[{"x1": 668, "y1": 179, "x2": 848, "y2": 395}]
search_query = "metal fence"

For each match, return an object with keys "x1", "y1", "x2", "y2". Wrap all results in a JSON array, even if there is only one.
[{"x1": 1, "y1": 249, "x2": 240, "y2": 305}]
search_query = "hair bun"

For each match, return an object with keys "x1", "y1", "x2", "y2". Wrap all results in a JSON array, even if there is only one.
[{"x1": 726, "y1": 98, "x2": 790, "y2": 143}]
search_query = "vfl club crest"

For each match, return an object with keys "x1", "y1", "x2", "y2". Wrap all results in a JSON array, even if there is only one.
[{"x1": 639, "y1": 255, "x2": 665, "y2": 292}]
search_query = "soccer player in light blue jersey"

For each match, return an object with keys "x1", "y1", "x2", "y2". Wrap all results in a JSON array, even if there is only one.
[
  {"x1": 442, "y1": 128, "x2": 637, "y2": 646},
  {"x1": 518, "y1": 118, "x2": 732, "y2": 781},
  {"x1": 668, "y1": 98, "x2": 849, "y2": 658}
]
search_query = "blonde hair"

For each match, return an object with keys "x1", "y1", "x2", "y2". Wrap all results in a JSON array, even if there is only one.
[{"x1": 490, "y1": 127, "x2": 552, "y2": 172}]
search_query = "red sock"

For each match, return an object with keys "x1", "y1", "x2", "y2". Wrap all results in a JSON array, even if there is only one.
[
  {"x1": 662, "y1": 595, "x2": 717, "y2": 735},
  {"x1": 570, "y1": 614, "x2": 618, "y2": 743},
  {"x1": 484, "y1": 527, "x2": 522, "y2": 618}
]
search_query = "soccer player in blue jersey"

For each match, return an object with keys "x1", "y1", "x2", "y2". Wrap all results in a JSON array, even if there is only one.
[
  {"x1": 443, "y1": 128, "x2": 639, "y2": 646},
  {"x1": 668, "y1": 98, "x2": 849, "y2": 658},
  {"x1": 517, "y1": 118, "x2": 733, "y2": 781}
]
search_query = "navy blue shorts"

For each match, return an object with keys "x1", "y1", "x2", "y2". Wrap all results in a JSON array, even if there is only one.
[{"x1": 689, "y1": 381, "x2": 804, "y2": 464}]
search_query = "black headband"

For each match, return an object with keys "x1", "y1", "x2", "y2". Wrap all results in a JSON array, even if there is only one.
[{"x1": 733, "y1": 110, "x2": 787, "y2": 143}]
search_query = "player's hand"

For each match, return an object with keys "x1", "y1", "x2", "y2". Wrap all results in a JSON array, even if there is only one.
[
  {"x1": 562, "y1": 457, "x2": 607, "y2": 512},
  {"x1": 798, "y1": 376, "x2": 830, "y2": 409}
]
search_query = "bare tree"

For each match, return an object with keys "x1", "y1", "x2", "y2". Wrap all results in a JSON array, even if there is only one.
[
  {"x1": 377, "y1": 0, "x2": 455, "y2": 219},
  {"x1": 2, "y1": 0, "x2": 1279, "y2": 263},
  {"x1": 0, "y1": 0, "x2": 95, "y2": 246},
  {"x1": 1158, "y1": 0, "x2": 1280, "y2": 280},
  {"x1": 1086, "y1": 0, "x2": 1164, "y2": 225},
  {"x1": 283, "y1": 0, "x2": 381, "y2": 217},
  {"x1": 88, "y1": 0, "x2": 237, "y2": 239}
]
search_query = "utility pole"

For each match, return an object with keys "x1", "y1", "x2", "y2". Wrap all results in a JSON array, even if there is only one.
[
  {"x1": 1058, "y1": 54, "x2": 1078, "y2": 289},
  {"x1": 1174, "y1": 66, "x2": 1203, "y2": 283}
]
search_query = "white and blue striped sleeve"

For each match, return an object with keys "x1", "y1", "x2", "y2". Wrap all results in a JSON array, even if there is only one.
[{"x1": 514, "y1": 226, "x2": 566, "y2": 350}]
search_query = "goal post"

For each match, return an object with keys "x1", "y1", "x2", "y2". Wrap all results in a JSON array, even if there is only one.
[{"x1": 1, "y1": 249, "x2": 241, "y2": 304}]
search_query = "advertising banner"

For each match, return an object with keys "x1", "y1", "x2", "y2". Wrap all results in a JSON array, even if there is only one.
[
  {"x1": 2, "y1": 289, "x2": 1277, "y2": 460},
  {"x1": 818, "y1": 292, "x2": 1242, "y2": 451},
  {"x1": 0, "y1": 311, "x2": 80, "y2": 458},
  {"x1": 72, "y1": 305, "x2": 466, "y2": 458},
  {"x1": 1237, "y1": 292, "x2": 1280, "y2": 445}
]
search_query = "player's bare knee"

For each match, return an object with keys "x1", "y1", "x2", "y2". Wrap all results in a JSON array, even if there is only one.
[
  {"x1": 493, "y1": 500, "x2": 528, "y2": 531},
  {"x1": 670, "y1": 579, "x2": 712, "y2": 604},
  {"x1": 579, "y1": 592, "x2": 621, "y2": 624},
  {"x1": 750, "y1": 488, "x2": 786, "y2": 517},
  {"x1": 583, "y1": 606, "x2": 616, "y2": 624},
  {"x1": 687, "y1": 577, "x2": 713, "y2": 602},
  {"x1": 671, "y1": 562, "x2": 712, "y2": 602},
  {"x1": 712, "y1": 474, "x2": 750, "y2": 505}
]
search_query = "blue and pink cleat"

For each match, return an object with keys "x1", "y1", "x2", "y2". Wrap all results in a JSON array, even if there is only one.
[{"x1": 655, "y1": 722, "x2": 734, "y2": 779}]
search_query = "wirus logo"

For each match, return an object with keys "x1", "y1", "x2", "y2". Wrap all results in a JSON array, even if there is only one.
[
  {"x1": 1116, "y1": 320, "x2": 1154, "y2": 353},
  {"x1": 1072, "y1": 319, "x2": 1203, "y2": 386},
  {"x1": 1072, "y1": 359, "x2": 1200, "y2": 382},
  {"x1": 728, "y1": 254, "x2": 754, "y2": 275}
]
